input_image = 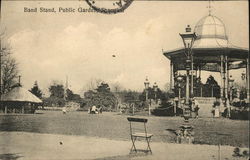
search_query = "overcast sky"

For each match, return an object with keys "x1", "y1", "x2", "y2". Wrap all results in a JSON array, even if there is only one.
[{"x1": 1, "y1": 1, "x2": 249, "y2": 95}]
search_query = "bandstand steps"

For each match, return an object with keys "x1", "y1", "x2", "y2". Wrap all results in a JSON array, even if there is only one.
[{"x1": 194, "y1": 97, "x2": 216, "y2": 118}]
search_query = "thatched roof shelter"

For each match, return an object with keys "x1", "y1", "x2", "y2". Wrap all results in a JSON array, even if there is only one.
[{"x1": 1, "y1": 86, "x2": 42, "y2": 103}]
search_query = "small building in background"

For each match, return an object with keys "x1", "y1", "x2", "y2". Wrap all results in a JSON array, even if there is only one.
[{"x1": 0, "y1": 86, "x2": 42, "y2": 114}]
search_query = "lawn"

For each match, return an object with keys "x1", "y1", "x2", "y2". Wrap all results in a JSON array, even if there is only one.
[{"x1": 0, "y1": 110, "x2": 248, "y2": 147}]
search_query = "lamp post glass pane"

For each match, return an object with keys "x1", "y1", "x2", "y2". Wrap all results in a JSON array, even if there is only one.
[
  {"x1": 180, "y1": 34, "x2": 196, "y2": 50},
  {"x1": 185, "y1": 38, "x2": 193, "y2": 49}
]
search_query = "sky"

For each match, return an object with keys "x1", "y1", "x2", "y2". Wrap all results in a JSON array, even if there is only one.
[{"x1": 1, "y1": 1, "x2": 249, "y2": 96}]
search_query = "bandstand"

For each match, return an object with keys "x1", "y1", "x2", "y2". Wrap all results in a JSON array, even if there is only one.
[{"x1": 164, "y1": 14, "x2": 249, "y2": 117}]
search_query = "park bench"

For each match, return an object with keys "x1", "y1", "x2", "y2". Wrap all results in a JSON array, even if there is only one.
[{"x1": 127, "y1": 117, "x2": 153, "y2": 154}]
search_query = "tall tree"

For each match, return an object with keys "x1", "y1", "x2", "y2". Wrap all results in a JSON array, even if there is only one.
[
  {"x1": 49, "y1": 83, "x2": 64, "y2": 98},
  {"x1": 66, "y1": 88, "x2": 82, "y2": 102},
  {"x1": 96, "y1": 82, "x2": 110, "y2": 93},
  {"x1": 30, "y1": 81, "x2": 43, "y2": 99},
  {"x1": 0, "y1": 45, "x2": 19, "y2": 94},
  {"x1": 84, "y1": 82, "x2": 117, "y2": 110}
]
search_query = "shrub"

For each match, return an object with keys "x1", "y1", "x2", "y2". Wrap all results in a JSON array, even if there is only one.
[{"x1": 151, "y1": 102, "x2": 183, "y2": 116}]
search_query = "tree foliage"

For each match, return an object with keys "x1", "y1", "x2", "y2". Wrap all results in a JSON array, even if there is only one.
[
  {"x1": 83, "y1": 82, "x2": 117, "y2": 111},
  {"x1": 66, "y1": 88, "x2": 82, "y2": 102},
  {"x1": 49, "y1": 83, "x2": 64, "y2": 98},
  {"x1": 203, "y1": 75, "x2": 220, "y2": 97},
  {"x1": 174, "y1": 75, "x2": 220, "y2": 98},
  {"x1": 30, "y1": 81, "x2": 43, "y2": 99},
  {"x1": 139, "y1": 87, "x2": 167, "y2": 102},
  {"x1": 45, "y1": 82, "x2": 65, "y2": 107}
]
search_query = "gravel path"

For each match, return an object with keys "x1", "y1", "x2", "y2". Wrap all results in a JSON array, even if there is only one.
[{"x1": 0, "y1": 132, "x2": 248, "y2": 160}]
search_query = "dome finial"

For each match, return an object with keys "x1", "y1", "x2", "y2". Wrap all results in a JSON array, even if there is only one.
[{"x1": 207, "y1": 0, "x2": 213, "y2": 16}]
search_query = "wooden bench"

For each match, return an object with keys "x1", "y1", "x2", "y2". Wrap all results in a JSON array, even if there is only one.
[{"x1": 127, "y1": 117, "x2": 153, "y2": 154}]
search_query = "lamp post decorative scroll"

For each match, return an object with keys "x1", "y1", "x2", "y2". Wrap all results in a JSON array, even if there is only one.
[{"x1": 144, "y1": 77, "x2": 150, "y2": 116}]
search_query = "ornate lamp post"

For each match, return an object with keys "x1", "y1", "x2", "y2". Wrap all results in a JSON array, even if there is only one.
[
  {"x1": 176, "y1": 25, "x2": 196, "y2": 144},
  {"x1": 180, "y1": 25, "x2": 197, "y2": 120},
  {"x1": 153, "y1": 82, "x2": 158, "y2": 104},
  {"x1": 144, "y1": 77, "x2": 150, "y2": 116}
]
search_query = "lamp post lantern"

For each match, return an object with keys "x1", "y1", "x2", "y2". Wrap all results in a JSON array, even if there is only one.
[
  {"x1": 144, "y1": 77, "x2": 150, "y2": 116},
  {"x1": 180, "y1": 25, "x2": 197, "y2": 120}
]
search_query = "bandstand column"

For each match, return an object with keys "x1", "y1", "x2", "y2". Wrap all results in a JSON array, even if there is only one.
[
  {"x1": 198, "y1": 65, "x2": 202, "y2": 97},
  {"x1": 4, "y1": 105, "x2": 7, "y2": 114},
  {"x1": 225, "y1": 55, "x2": 230, "y2": 117},
  {"x1": 170, "y1": 60, "x2": 173, "y2": 91},
  {"x1": 220, "y1": 55, "x2": 224, "y2": 98},
  {"x1": 198, "y1": 66, "x2": 201, "y2": 79},
  {"x1": 195, "y1": 67, "x2": 198, "y2": 78},
  {"x1": 225, "y1": 55, "x2": 228, "y2": 100},
  {"x1": 246, "y1": 57, "x2": 250, "y2": 103}
]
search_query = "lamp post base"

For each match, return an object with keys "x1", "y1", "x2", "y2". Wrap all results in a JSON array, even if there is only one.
[
  {"x1": 176, "y1": 115, "x2": 194, "y2": 144},
  {"x1": 177, "y1": 135, "x2": 194, "y2": 144}
]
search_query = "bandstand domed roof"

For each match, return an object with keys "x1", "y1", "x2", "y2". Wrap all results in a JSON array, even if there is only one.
[
  {"x1": 163, "y1": 13, "x2": 249, "y2": 70},
  {"x1": 193, "y1": 15, "x2": 229, "y2": 48}
]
